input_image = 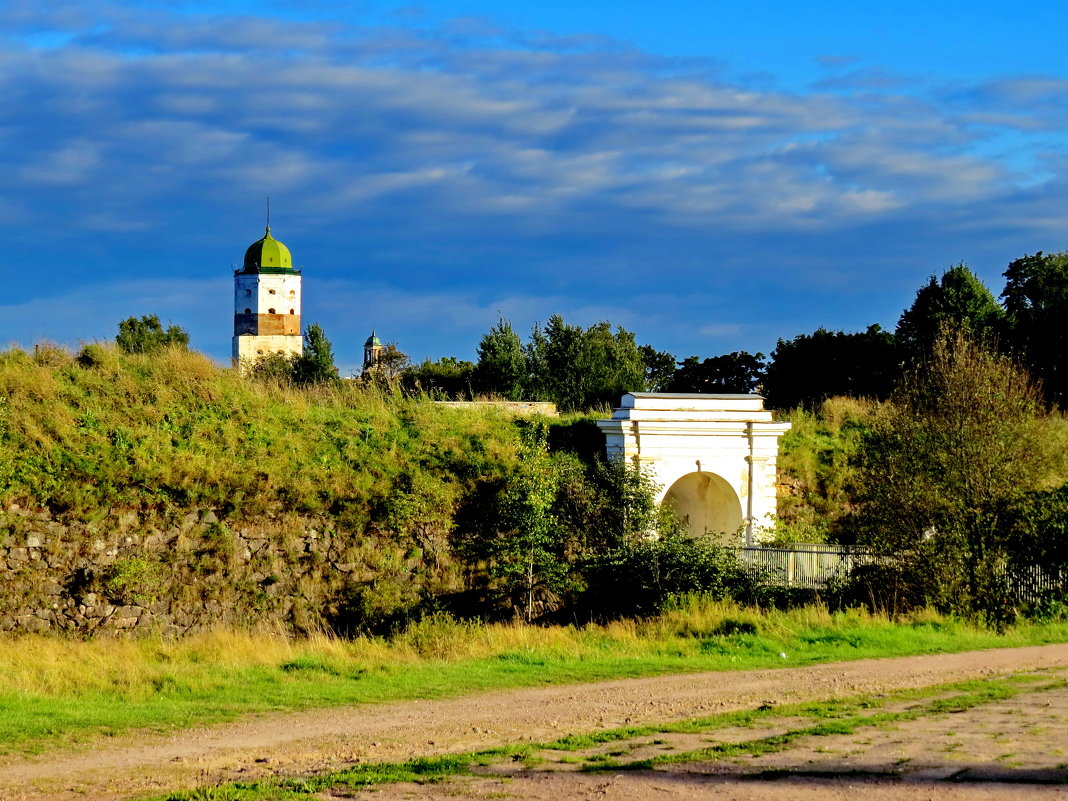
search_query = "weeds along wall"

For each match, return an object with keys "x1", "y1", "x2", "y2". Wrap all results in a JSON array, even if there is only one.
[{"x1": 0, "y1": 344, "x2": 530, "y2": 635}]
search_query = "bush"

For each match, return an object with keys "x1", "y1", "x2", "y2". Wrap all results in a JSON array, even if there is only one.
[
  {"x1": 116, "y1": 315, "x2": 189, "y2": 354},
  {"x1": 579, "y1": 535, "x2": 757, "y2": 617}
]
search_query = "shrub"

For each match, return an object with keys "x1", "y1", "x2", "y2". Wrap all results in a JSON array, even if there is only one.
[{"x1": 579, "y1": 535, "x2": 756, "y2": 618}]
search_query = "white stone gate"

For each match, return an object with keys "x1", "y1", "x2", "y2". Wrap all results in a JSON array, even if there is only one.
[{"x1": 596, "y1": 393, "x2": 791, "y2": 544}]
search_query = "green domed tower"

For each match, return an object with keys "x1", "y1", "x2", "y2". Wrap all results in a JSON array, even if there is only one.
[
  {"x1": 232, "y1": 226, "x2": 303, "y2": 369},
  {"x1": 363, "y1": 330, "x2": 383, "y2": 371}
]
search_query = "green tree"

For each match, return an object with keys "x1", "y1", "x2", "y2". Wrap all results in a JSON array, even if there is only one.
[
  {"x1": 532, "y1": 315, "x2": 645, "y2": 411},
  {"x1": 1007, "y1": 483, "x2": 1068, "y2": 586},
  {"x1": 403, "y1": 357, "x2": 476, "y2": 398},
  {"x1": 552, "y1": 456, "x2": 669, "y2": 554},
  {"x1": 639, "y1": 345, "x2": 676, "y2": 392},
  {"x1": 665, "y1": 351, "x2": 765, "y2": 394},
  {"x1": 763, "y1": 325, "x2": 899, "y2": 409},
  {"x1": 480, "y1": 421, "x2": 571, "y2": 621},
  {"x1": 1002, "y1": 250, "x2": 1068, "y2": 407},
  {"x1": 540, "y1": 315, "x2": 586, "y2": 409},
  {"x1": 291, "y1": 323, "x2": 339, "y2": 385},
  {"x1": 525, "y1": 323, "x2": 550, "y2": 401},
  {"x1": 845, "y1": 329, "x2": 1057, "y2": 624},
  {"x1": 579, "y1": 321, "x2": 646, "y2": 409},
  {"x1": 473, "y1": 317, "x2": 527, "y2": 399},
  {"x1": 115, "y1": 315, "x2": 189, "y2": 354},
  {"x1": 896, "y1": 263, "x2": 1005, "y2": 362}
]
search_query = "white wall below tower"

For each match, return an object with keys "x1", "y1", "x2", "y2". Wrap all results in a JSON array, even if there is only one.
[{"x1": 233, "y1": 334, "x2": 303, "y2": 366}]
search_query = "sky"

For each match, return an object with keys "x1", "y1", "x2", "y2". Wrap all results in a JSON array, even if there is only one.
[{"x1": 2, "y1": 0, "x2": 1067, "y2": 374}]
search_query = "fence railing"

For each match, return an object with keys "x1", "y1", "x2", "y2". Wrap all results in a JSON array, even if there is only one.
[
  {"x1": 735, "y1": 545, "x2": 1065, "y2": 603},
  {"x1": 736, "y1": 544, "x2": 867, "y2": 589}
]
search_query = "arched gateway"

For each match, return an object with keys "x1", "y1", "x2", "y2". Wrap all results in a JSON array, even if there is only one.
[{"x1": 597, "y1": 393, "x2": 791, "y2": 545}]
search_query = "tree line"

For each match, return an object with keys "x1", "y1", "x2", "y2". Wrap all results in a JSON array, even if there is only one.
[
  {"x1": 116, "y1": 249, "x2": 1068, "y2": 413},
  {"x1": 402, "y1": 250, "x2": 1068, "y2": 411}
]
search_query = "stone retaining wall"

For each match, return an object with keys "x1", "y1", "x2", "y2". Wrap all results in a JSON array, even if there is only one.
[{"x1": 0, "y1": 506, "x2": 421, "y2": 637}]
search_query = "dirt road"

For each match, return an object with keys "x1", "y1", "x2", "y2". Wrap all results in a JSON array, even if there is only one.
[{"x1": 2, "y1": 643, "x2": 1068, "y2": 801}]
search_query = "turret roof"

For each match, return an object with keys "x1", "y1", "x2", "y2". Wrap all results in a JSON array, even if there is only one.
[{"x1": 239, "y1": 226, "x2": 297, "y2": 274}]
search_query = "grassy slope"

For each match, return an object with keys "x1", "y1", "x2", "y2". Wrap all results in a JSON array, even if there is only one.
[
  {"x1": 0, "y1": 344, "x2": 540, "y2": 629},
  {"x1": 0, "y1": 344, "x2": 529, "y2": 520},
  {"x1": 2, "y1": 601, "x2": 1066, "y2": 755}
]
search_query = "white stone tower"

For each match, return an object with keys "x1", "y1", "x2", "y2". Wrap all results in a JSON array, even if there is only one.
[{"x1": 232, "y1": 226, "x2": 303, "y2": 369}]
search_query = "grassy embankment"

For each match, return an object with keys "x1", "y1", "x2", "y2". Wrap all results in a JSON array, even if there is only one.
[
  {"x1": 0, "y1": 343, "x2": 541, "y2": 630},
  {"x1": 0, "y1": 342, "x2": 525, "y2": 521},
  {"x1": 2, "y1": 600, "x2": 1067, "y2": 755}
]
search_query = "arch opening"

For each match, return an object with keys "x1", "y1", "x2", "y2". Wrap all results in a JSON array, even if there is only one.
[{"x1": 662, "y1": 471, "x2": 744, "y2": 543}]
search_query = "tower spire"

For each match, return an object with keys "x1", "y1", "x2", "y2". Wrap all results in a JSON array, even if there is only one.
[{"x1": 265, "y1": 195, "x2": 271, "y2": 235}]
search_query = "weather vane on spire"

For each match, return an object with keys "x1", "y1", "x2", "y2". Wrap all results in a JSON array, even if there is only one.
[{"x1": 265, "y1": 195, "x2": 271, "y2": 234}]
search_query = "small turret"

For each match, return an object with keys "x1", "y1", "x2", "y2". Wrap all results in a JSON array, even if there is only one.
[{"x1": 363, "y1": 330, "x2": 383, "y2": 371}]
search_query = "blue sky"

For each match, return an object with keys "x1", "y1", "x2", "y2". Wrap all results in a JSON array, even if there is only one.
[{"x1": 2, "y1": 0, "x2": 1067, "y2": 374}]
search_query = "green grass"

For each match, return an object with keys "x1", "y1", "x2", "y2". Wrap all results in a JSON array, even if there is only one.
[{"x1": 2, "y1": 602, "x2": 1066, "y2": 755}]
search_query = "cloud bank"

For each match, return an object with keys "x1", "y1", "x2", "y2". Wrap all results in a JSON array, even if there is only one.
[{"x1": 0, "y1": 0, "x2": 1065, "y2": 363}]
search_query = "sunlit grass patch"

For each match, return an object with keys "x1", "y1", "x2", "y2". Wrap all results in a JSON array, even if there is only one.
[{"x1": 1, "y1": 601, "x2": 1066, "y2": 755}]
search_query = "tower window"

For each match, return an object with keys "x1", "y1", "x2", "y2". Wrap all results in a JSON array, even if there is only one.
[
  {"x1": 289, "y1": 290, "x2": 296, "y2": 296},
  {"x1": 244, "y1": 308, "x2": 251, "y2": 314},
  {"x1": 245, "y1": 289, "x2": 252, "y2": 296},
  {"x1": 268, "y1": 288, "x2": 276, "y2": 295},
  {"x1": 268, "y1": 308, "x2": 276, "y2": 314},
  {"x1": 290, "y1": 308, "x2": 295, "y2": 314}
]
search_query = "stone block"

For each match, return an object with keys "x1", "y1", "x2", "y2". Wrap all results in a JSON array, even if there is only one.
[{"x1": 17, "y1": 615, "x2": 49, "y2": 633}]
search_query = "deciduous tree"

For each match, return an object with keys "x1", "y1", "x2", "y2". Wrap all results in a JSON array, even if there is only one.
[
  {"x1": 116, "y1": 315, "x2": 189, "y2": 354},
  {"x1": 1002, "y1": 250, "x2": 1068, "y2": 407},
  {"x1": 403, "y1": 357, "x2": 475, "y2": 398},
  {"x1": 665, "y1": 351, "x2": 765, "y2": 394},
  {"x1": 763, "y1": 325, "x2": 899, "y2": 409},
  {"x1": 639, "y1": 345, "x2": 676, "y2": 392},
  {"x1": 846, "y1": 329, "x2": 1057, "y2": 624},
  {"x1": 896, "y1": 263, "x2": 1004, "y2": 362}
]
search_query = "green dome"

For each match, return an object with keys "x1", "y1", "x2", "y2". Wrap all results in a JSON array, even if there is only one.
[
  {"x1": 365, "y1": 330, "x2": 382, "y2": 348},
  {"x1": 241, "y1": 227, "x2": 294, "y2": 273}
]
